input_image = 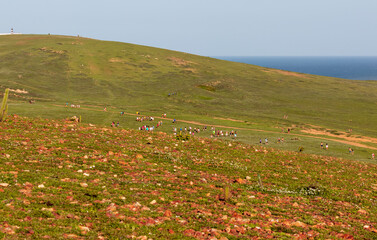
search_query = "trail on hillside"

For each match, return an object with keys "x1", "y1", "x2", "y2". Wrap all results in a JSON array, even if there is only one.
[{"x1": 52, "y1": 103, "x2": 377, "y2": 151}]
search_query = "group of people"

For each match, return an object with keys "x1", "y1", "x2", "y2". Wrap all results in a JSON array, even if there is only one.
[
  {"x1": 139, "y1": 125, "x2": 155, "y2": 131},
  {"x1": 111, "y1": 121, "x2": 120, "y2": 127},
  {"x1": 211, "y1": 129, "x2": 237, "y2": 138},
  {"x1": 171, "y1": 126, "x2": 239, "y2": 139},
  {"x1": 259, "y1": 137, "x2": 285, "y2": 145},
  {"x1": 65, "y1": 103, "x2": 80, "y2": 108},
  {"x1": 136, "y1": 116, "x2": 154, "y2": 122},
  {"x1": 173, "y1": 126, "x2": 202, "y2": 136},
  {"x1": 320, "y1": 142, "x2": 329, "y2": 150}
]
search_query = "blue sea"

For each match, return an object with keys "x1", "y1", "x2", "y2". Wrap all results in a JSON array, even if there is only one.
[{"x1": 214, "y1": 56, "x2": 377, "y2": 80}]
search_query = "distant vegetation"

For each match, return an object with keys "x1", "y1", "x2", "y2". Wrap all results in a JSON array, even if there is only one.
[{"x1": 1, "y1": 34, "x2": 377, "y2": 161}]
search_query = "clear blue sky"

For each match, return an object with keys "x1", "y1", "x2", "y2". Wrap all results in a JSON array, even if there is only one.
[{"x1": 1, "y1": 0, "x2": 376, "y2": 56}]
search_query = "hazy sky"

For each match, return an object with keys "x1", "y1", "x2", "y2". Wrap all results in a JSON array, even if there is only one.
[{"x1": 1, "y1": 0, "x2": 376, "y2": 56}]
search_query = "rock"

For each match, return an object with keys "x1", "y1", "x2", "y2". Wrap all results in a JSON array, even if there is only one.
[
  {"x1": 358, "y1": 209, "x2": 368, "y2": 215},
  {"x1": 150, "y1": 200, "x2": 157, "y2": 205},
  {"x1": 79, "y1": 226, "x2": 90, "y2": 232},
  {"x1": 41, "y1": 207, "x2": 54, "y2": 212},
  {"x1": 38, "y1": 184, "x2": 45, "y2": 188},
  {"x1": 235, "y1": 178, "x2": 246, "y2": 184},
  {"x1": 141, "y1": 206, "x2": 150, "y2": 211},
  {"x1": 80, "y1": 183, "x2": 88, "y2": 188},
  {"x1": 292, "y1": 221, "x2": 306, "y2": 228},
  {"x1": 164, "y1": 210, "x2": 172, "y2": 217},
  {"x1": 0, "y1": 183, "x2": 9, "y2": 187}
]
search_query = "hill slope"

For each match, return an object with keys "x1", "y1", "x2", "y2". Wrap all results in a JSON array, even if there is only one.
[
  {"x1": 2, "y1": 34, "x2": 377, "y2": 136},
  {"x1": 0, "y1": 115, "x2": 376, "y2": 239}
]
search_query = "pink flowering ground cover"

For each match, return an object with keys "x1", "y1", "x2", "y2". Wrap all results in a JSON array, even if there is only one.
[{"x1": 0, "y1": 115, "x2": 376, "y2": 239}]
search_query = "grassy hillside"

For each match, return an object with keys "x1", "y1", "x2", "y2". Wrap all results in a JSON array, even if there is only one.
[
  {"x1": 0, "y1": 115, "x2": 376, "y2": 239},
  {"x1": 2, "y1": 34, "x2": 377, "y2": 162},
  {"x1": 1, "y1": 35, "x2": 377, "y2": 132}
]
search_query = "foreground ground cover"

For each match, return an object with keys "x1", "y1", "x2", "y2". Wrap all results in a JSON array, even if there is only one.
[{"x1": 1, "y1": 115, "x2": 377, "y2": 239}]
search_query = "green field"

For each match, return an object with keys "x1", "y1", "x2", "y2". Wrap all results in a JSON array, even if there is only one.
[{"x1": 1, "y1": 34, "x2": 377, "y2": 162}]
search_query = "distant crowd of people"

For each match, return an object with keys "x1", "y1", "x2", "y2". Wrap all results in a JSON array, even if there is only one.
[
  {"x1": 211, "y1": 128, "x2": 237, "y2": 138},
  {"x1": 136, "y1": 116, "x2": 154, "y2": 122},
  {"x1": 84, "y1": 105, "x2": 377, "y2": 161}
]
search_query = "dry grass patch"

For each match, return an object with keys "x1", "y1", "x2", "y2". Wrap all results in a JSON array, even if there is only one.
[{"x1": 263, "y1": 69, "x2": 309, "y2": 78}]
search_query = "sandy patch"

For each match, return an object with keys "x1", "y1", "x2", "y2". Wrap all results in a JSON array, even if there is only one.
[
  {"x1": 301, "y1": 128, "x2": 377, "y2": 145},
  {"x1": 213, "y1": 117, "x2": 245, "y2": 123},
  {"x1": 168, "y1": 57, "x2": 196, "y2": 66},
  {"x1": 109, "y1": 58, "x2": 124, "y2": 63},
  {"x1": 40, "y1": 47, "x2": 65, "y2": 54},
  {"x1": 183, "y1": 68, "x2": 197, "y2": 73},
  {"x1": 9, "y1": 88, "x2": 28, "y2": 94},
  {"x1": 263, "y1": 69, "x2": 308, "y2": 78}
]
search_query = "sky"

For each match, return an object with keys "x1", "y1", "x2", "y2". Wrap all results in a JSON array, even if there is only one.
[{"x1": 1, "y1": 0, "x2": 376, "y2": 56}]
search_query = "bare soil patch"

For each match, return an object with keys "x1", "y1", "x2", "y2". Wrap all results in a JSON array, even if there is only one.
[
  {"x1": 8, "y1": 88, "x2": 28, "y2": 94},
  {"x1": 168, "y1": 57, "x2": 196, "y2": 67},
  {"x1": 109, "y1": 58, "x2": 124, "y2": 63},
  {"x1": 40, "y1": 47, "x2": 65, "y2": 54},
  {"x1": 301, "y1": 128, "x2": 377, "y2": 145},
  {"x1": 213, "y1": 117, "x2": 245, "y2": 123},
  {"x1": 263, "y1": 69, "x2": 308, "y2": 78}
]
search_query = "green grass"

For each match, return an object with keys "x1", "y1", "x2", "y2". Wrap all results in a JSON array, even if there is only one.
[
  {"x1": 0, "y1": 115, "x2": 377, "y2": 239},
  {"x1": 2, "y1": 34, "x2": 377, "y2": 163}
]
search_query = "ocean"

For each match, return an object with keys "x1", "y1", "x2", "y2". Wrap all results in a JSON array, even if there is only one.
[{"x1": 214, "y1": 56, "x2": 377, "y2": 80}]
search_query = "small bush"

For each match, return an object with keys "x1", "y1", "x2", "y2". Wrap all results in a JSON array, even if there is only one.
[{"x1": 176, "y1": 133, "x2": 190, "y2": 141}]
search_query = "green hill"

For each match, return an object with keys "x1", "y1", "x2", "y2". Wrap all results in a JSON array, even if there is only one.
[
  {"x1": 2, "y1": 34, "x2": 377, "y2": 161},
  {"x1": 0, "y1": 115, "x2": 376, "y2": 239}
]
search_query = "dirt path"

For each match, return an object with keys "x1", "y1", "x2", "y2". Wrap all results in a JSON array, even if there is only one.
[{"x1": 51, "y1": 103, "x2": 377, "y2": 151}]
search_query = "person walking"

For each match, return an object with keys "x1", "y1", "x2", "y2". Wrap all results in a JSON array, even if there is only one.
[{"x1": 325, "y1": 143, "x2": 328, "y2": 150}]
